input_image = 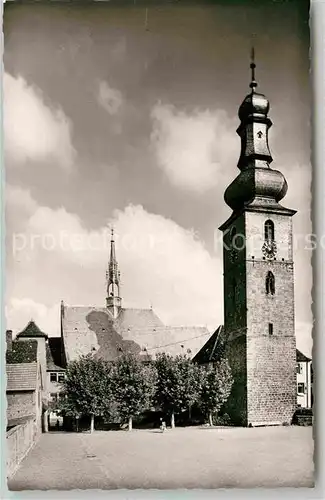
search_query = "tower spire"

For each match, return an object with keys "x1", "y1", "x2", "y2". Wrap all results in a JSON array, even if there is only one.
[
  {"x1": 249, "y1": 46, "x2": 257, "y2": 92},
  {"x1": 106, "y1": 227, "x2": 121, "y2": 318},
  {"x1": 222, "y1": 51, "x2": 289, "y2": 213}
]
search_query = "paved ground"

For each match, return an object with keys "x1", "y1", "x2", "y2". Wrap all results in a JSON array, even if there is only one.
[{"x1": 8, "y1": 426, "x2": 314, "y2": 490}]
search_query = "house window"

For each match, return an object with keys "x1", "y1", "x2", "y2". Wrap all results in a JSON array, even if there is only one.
[
  {"x1": 297, "y1": 383, "x2": 305, "y2": 394},
  {"x1": 264, "y1": 220, "x2": 275, "y2": 242},
  {"x1": 50, "y1": 393, "x2": 58, "y2": 401},
  {"x1": 266, "y1": 271, "x2": 275, "y2": 295},
  {"x1": 50, "y1": 372, "x2": 57, "y2": 383},
  {"x1": 296, "y1": 363, "x2": 302, "y2": 374},
  {"x1": 58, "y1": 373, "x2": 65, "y2": 383},
  {"x1": 268, "y1": 323, "x2": 273, "y2": 335}
]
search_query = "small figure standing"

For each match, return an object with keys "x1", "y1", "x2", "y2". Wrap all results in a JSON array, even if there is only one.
[{"x1": 159, "y1": 418, "x2": 166, "y2": 432}]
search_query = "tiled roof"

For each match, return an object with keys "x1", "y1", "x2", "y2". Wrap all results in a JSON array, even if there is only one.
[
  {"x1": 193, "y1": 327, "x2": 312, "y2": 366},
  {"x1": 192, "y1": 325, "x2": 224, "y2": 364},
  {"x1": 6, "y1": 340, "x2": 38, "y2": 364},
  {"x1": 7, "y1": 415, "x2": 34, "y2": 429},
  {"x1": 115, "y1": 308, "x2": 164, "y2": 333},
  {"x1": 62, "y1": 306, "x2": 210, "y2": 362},
  {"x1": 296, "y1": 349, "x2": 311, "y2": 363},
  {"x1": 46, "y1": 337, "x2": 65, "y2": 371},
  {"x1": 6, "y1": 363, "x2": 37, "y2": 391},
  {"x1": 16, "y1": 320, "x2": 48, "y2": 339}
]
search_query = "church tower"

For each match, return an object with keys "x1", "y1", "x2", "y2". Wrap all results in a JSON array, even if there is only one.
[
  {"x1": 106, "y1": 229, "x2": 122, "y2": 319},
  {"x1": 219, "y1": 51, "x2": 297, "y2": 426}
]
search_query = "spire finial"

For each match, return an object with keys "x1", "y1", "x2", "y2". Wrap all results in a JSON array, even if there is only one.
[
  {"x1": 111, "y1": 226, "x2": 114, "y2": 241},
  {"x1": 249, "y1": 41, "x2": 258, "y2": 92}
]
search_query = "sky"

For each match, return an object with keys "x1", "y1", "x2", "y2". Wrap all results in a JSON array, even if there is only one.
[{"x1": 4, "y1": 1, "x2": 312, "y2": 355}]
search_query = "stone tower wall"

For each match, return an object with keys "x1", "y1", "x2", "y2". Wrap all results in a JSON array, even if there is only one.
[
  {"x1": 245, "y1": 211, "x2": 296, "y2": 425},
  {"x1": 221, "y1": 209, "x2": 296, "y2": 426}
]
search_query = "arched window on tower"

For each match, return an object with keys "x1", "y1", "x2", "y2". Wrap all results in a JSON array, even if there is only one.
[
  {"x1": 264, "y1": 219, "x2": 275, "y2": 241},
  {"x1": 266, "y1": 271, "x2": 275, "y2": 295}
]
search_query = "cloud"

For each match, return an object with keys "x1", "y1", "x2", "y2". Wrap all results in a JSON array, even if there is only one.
[
  {"x1": 6, "y1": 298, "x2": 60, "y2": 338},
  {"x1": 97, "y1": 80, "x2": 123, "y2": 115},
  {"x1": 151, "y1": 103, "x2": 238, "y2": 193},
  {"x1": 295, "y1": 321, "x2": 313, "y2": 359},
  {"x1": 4, "y1": 72, "x2": 76, "y2": 169},
  {"x1": 6, "y1": 186, "x2": 312, "y2": 353},
  {"x1": 6, "y1": 187, "x2": 222, "y2": 335}
]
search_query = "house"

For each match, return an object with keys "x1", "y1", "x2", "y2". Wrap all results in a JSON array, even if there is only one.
[
  {"x1": 296, "y1": 349, "x2": 312, "y2": 409},
  {"x1": 46, "y1": 337, "x2": 65, "y2": 404},
  {"x1": 6, "y1": 331, "x2": 43, "y2": 477}
]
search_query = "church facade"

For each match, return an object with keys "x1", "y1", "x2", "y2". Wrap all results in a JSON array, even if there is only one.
[
  {"x1": 218, "y1": 56, "x2": 297, "y2": 426},
  {"x1": 60, "y1": 230, "x2": 210, "y2": 366}
]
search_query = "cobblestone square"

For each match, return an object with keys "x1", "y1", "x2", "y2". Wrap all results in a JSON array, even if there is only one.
[{"x1": 8, "y1": 426, "x2": 314, "y2": 490}]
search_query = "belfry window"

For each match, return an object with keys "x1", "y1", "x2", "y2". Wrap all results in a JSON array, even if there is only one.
[
  {"x1": 264, "y1": 219, "x2": 274, "y2": 241},
  {"x1": 266, "y1": 271, "x2": 275, "y2": 295}
]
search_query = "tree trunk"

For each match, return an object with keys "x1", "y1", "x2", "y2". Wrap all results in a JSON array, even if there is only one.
[
  {"x1": 128, "y1": 416, "x2": 133, "y2": 431},
  {"x1": 208, "y1": 412, "x2": 213, "y2": 427},
  {"x1": 171, "y1": 412, "x2": 175, "y2": 429},
  {"x1": 43, "y1": 410, "x2": 48, "y2": 433},
  {"x1": 90, "y1": 414, "x2": 95, "y2": 433},
  {"x1": 76, "y1": 417, "x2": 79, "y2": 433}
]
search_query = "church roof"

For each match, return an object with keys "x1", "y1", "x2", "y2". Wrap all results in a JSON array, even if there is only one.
[
  {"x1": 192, "y1": 325, "x2": 224, "y2": 364},
  {"x1": 194, "y1": 328, "x2": 312, "y2": 366},
  {"x1": 16, "y1": 320, "x2": 48, "y2": 340},
  {"x1": 61, "y1": 305, "x2": 210, "y2": 363}
]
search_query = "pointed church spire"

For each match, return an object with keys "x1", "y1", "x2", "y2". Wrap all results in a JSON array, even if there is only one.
[{"x1": 106, "y1": 228, "x2": 122, "y2": 318}]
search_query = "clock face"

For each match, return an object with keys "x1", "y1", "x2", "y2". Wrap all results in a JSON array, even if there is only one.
[{"x1": 262, "y1": 240, "x2": 277, "y2": 259}]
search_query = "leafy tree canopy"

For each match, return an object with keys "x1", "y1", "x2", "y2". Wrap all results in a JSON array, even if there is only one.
[
  {"x1": 199, "y1": 357, "x2": 233, "y2": 420},
  {"x1": 154, "y1": 353, "x2": 201, "y2": 416}
]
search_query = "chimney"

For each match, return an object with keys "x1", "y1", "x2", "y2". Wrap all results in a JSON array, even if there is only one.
[{"x1": 6, "y1": 330, "x2": 13, "y2": 351}]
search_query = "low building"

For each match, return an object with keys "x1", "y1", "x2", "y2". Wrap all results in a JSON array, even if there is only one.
[
  {"x1": 296, "y1": 349, "x2": 312, "y2": 409},
  {"x1": 6, "y1": 332, "x2": 43, "y2": 477}
]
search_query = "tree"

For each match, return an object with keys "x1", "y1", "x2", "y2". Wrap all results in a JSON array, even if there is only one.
[
  {"x1": 198, "y1": 358, "x2": 233, "y2": 426},
  {"x1": 154, "y1": 353, "x2": 201, "y2": 428},
  {"x1": 111, "y1": 353, "x2": 157, "y2": 431},
  {"x1": 59, "y1": 354, "x2": 114, "y2": 433}
]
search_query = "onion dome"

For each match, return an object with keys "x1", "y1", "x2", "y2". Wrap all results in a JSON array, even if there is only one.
[
  {"x1": 224, "y1": 167, "x2": 288, "y2": 212},
  {"x1": 238, "y1": 91, "x2": 270, "y2": 122},
  {"x1": 223, "y1": 48, "x2": 289, "y2": 212}
]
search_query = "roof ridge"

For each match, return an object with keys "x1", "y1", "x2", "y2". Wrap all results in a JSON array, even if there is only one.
[{"x1": 17, "y1": 319, "x2": 48, "y2": 339}]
